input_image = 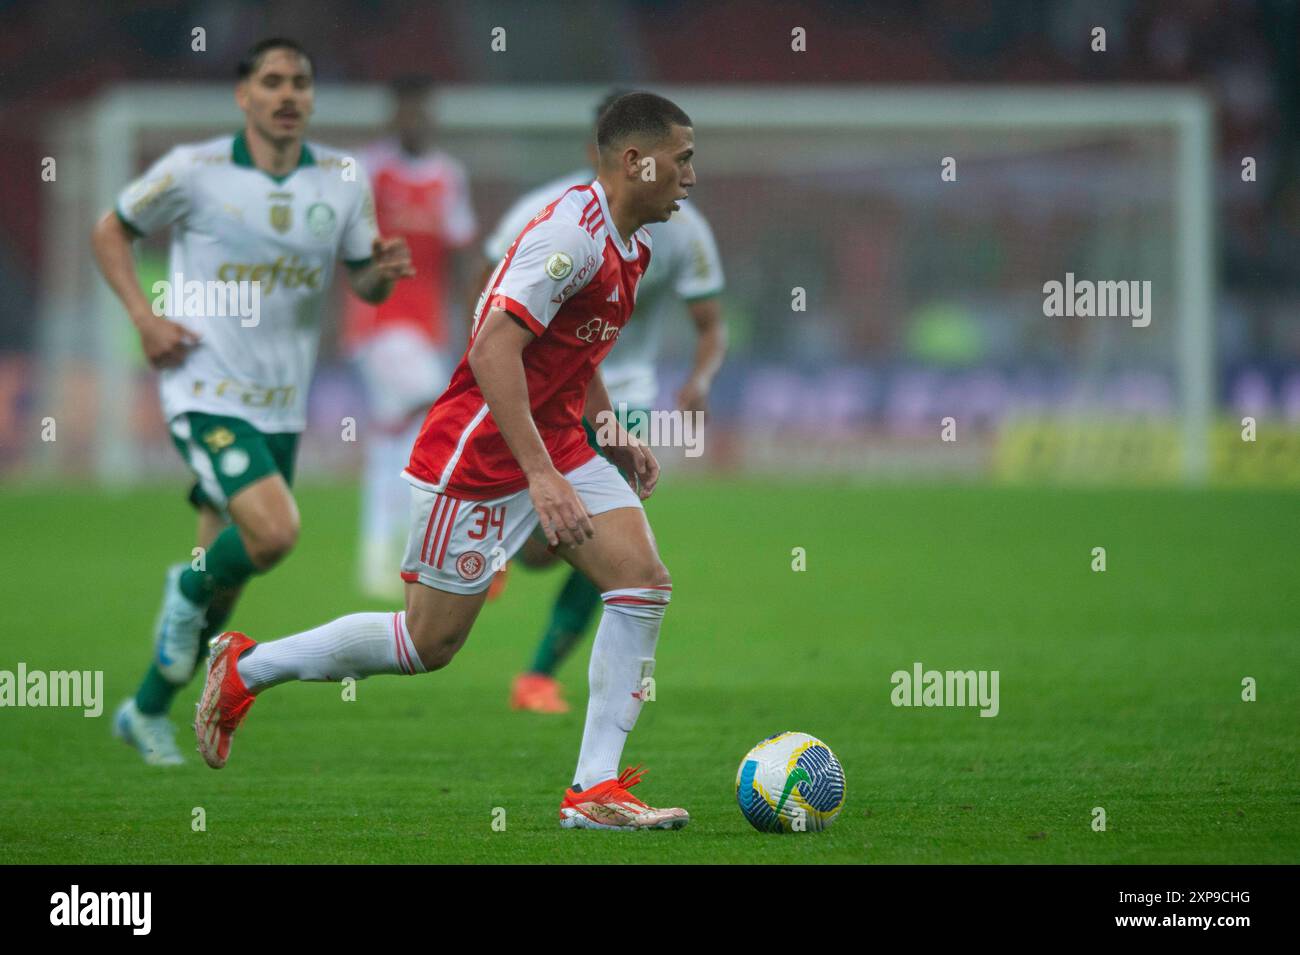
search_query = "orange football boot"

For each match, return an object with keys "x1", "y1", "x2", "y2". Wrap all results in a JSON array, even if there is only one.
[
  {"x1": 510, "y1": 672, "x2": 569, "y2": 713},
  {"x1": 559, "y1": 764, "x2": 689, "y2": 830},
  {"x1": 486, "y1": 563, "x2": 510, "y2": 601},
  {"x1": 194, "y1": 631, "x2": 257, "y2": 769}
]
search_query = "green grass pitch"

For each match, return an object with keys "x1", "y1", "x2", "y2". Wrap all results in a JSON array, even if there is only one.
[{"x1": 1, "y1": 480, "x2": 1297, "y2": 863}]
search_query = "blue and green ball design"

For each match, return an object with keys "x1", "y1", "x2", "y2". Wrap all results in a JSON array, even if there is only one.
[{"x1": 735, "y1": 731, "x2": 846, "y2": 832}]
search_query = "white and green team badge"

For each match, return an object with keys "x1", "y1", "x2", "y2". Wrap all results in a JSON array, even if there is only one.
[{"x1": 306, "y1": 202, "x2": 336, "y2": 238}]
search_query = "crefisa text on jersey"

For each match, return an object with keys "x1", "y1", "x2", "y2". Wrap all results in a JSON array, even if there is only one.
[{"x1": 151, "y1": 270, "x2": 261, "y2": 327}]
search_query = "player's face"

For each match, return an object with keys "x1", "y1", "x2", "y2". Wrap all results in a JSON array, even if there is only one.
[
  {"x1": 643, "y1": 124, "x2": 695, "y2": 222},
  {"x1": 237, "y1": 49, "x2": 314, "y2": 144},
  {"x1": 394, "y1": 95, "x2": 432, "y2": 153}
]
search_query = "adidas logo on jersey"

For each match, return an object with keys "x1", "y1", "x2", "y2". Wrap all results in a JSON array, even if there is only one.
[{"x1": 606, "y1": 287, "x2": 620, "y2": 303}]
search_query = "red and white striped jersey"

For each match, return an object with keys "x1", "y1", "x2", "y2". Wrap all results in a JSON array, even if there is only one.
[
  {"x1": 404, "y1": 180, "x2": 652, "y2": 499},
  {"x1": 342, "y1": 140, "x2": 476, "y2": 351}
]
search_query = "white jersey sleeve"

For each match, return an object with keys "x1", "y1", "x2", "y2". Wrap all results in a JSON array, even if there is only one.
[
  {"x1": 672, "y1": 207, "x2": 725, "y2": 300},
  {"x1": 340, "y1": 160, "x2": 379, "y2": 265},
  {"x1": 490, "y1": 217, "x2": 598, "y2": 335},
  {"x1": 115, "y1": 146, "x2": 193, "y2": 236}
]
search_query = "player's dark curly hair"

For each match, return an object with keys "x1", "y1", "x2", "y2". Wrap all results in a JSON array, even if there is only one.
[
  {"x1": 596, "y1": 91, "x2": 692, "y2": 152},
  {"x1": 237, "y1": 38, "x2": 313, "y2": 79}
]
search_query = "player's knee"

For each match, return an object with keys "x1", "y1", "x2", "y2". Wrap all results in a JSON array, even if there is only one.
[
  {"x1": 246, "y1": 519, "x2": 299, "y2": 568},
  {"x1": 624, "y1": 557, "x2": 670, "y2": 592},
  {"x1": 405, "y1": 613, "x2": 468, "y2": 672},
  {"x1": 415, "y1": 630, "x2": 467, "y2": 672}
]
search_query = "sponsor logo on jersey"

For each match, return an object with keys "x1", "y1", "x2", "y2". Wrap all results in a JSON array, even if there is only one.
[
  {"x1": 216, "y1": 256, "x2": 322, "y2": 294},
  {"x1": 575, "y1": 317, "x2": 620, "y2": 343},
  {"x1": 153, "y1": 271, "x2": 262, "y2": 327},
  {"x1": 191, "y1": 378, "x2": 298, "y2": 409},
  {"x1": 456, "y1": 551, "x2": 486, "y2": 581},
  {"x1": 306, "y1": 202, "x2": 336, "y2": 238},
  {"x1": 692, "y1": 240, "x2": 710, "y2": 279},
  {"x1": 551, "y1": 255, "x2": 600, "y2": 303},
  {"x1": 127, "y1": 173, "x2": 174, "y2": 217},
  {"x1": 545, "y1": 252, "x2": 574, "y2": 280}
]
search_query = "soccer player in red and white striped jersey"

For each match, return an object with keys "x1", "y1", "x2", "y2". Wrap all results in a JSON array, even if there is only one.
[
  {"x1": 196, "y1": 92, "x2": 697, "y2": 830},
  {"x1": 344, "y1": 77, "x2": 477, "y2": 598}
]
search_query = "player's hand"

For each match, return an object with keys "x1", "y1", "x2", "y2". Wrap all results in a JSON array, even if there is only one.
[
  {"x1": 136, "y1": 314, "x2": 200, "y2": 369},
  {"x1": 606, "y1": 430, "x2": 660, "y2": 500},
  {"x1": 528, "y1": 467, "x2": 595, "y2": 547},
  {"x1": 371, "y1": 237, "x2": 417, "y2": 281},
  {"x1": 675, "y1": 377, "x2": 711, "y2": 416}
]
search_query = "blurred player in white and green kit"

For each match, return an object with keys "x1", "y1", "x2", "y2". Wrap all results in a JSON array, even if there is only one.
[
  {"x1": 90, "y1": 38, "x2": 414, "y2": 764},
  {"x1": 479, "y1": 91, "x2": 726, "y2": 713}
]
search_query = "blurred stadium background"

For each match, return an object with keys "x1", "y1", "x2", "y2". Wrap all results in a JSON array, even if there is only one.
[{"x1": 1, "y1": 0, "x2": 1297, "y2": 487}]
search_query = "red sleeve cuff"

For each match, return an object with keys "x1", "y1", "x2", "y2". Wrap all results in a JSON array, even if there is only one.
[{"x1": 490, "y1": 294, "x2": 546, "y2": 336}]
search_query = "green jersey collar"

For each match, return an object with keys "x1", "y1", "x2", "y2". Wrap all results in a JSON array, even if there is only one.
[{"x1": 232, "y1": 130, "x2": 315, "y2": 184}]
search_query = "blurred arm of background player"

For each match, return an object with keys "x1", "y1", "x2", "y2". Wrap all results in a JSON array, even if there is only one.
[
  {"x1": 468, "y1": 308, "x2": 595, "y2": 547},
  {"x1": 91, "y1": 211, "x2": 201, "y2": 369},
  {"x1": 348, "y1": 236, "x2": 416, "y2": 303},
  {"x1": 676, "y1": 296, "x2": 726, "y2": 415},
  {"x1": 584, "y1": 367, "x2": 658, "y2": 499}
]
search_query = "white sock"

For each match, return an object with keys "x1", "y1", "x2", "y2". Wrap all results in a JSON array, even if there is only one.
[
  {"x1": 572, "y1": 587, "x2": 671, "y2": 790},
  {"x1": 237, "y1": 611, "x2": 425, "y2": 693}
]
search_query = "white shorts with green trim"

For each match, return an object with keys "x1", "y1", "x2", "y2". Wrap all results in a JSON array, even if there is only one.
[{"x1": 399, "y1": 454, "x2": 642, "y2": 595}]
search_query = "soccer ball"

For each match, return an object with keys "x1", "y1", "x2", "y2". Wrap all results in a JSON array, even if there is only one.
[{"x1": 735, "y1": 731, "x2": 846, "y2": 833}]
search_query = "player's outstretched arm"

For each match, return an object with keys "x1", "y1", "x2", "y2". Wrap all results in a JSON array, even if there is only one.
[
  {"x1": 468, "y1": 308, "x2": 595, "y2": 547},
  {"x1": 347, "y1": 236, "x2": 416, "y2": 304},
  {"x1": 585, "y1": 370, "x2": 659, "y2": 500},
  {"x1": 90, "y1": 210, "x2": 200, "y2": 369},
  {"x1": 676, "y1": 296, "x2": 726, "y2": 414}
]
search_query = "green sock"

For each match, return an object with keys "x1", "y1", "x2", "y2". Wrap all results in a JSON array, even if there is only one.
[
  {"x1": 528, "y1": 569, "x2": 602, "y2": 676},
  {"x1": 179, "y1": 525, "x2": 257, "y2": 603},
  {"x1": 136, "y1": 529, "x2": 257, "y2": 717},
  {"x1": 134, "y1": 665, "x2": 177, "y2": 716}
]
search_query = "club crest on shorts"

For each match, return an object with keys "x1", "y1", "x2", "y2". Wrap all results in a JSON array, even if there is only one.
[
  {"x1": 218, "y1": 447, "x2": 250, "y2": 478},
  {"x1": 456, "y1": 551, "x2": 487, "y2": 581},
  {"x1": 201, "y1": 426, "x2": 236, "y2": 453}
]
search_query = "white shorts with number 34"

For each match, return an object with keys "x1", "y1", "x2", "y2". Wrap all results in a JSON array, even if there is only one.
[{"x1": 399, "y1": 454, "x2": 642, "y2": 594}]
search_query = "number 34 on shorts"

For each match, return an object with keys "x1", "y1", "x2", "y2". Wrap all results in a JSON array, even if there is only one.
[{"x1": 399, "y1": 455, "x2": 643, "y2": 596}]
